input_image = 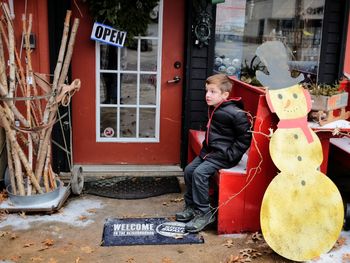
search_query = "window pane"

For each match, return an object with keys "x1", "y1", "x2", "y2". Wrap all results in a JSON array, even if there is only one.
[
  {"x1": 146, "y1": 6, "x2": 159, "y2": 36},
  {"x1": 214, "y1": 0, "x2": 246, "y2": 78},
  {"x1": 140, "y1": 39, "x2": 158, "y2": 71},
  {"x1": 121, "y1": 45, "x2": 137, "y2": 71},
  {"x1": 97, "y1": 1, "x2": 161, "y2": 142},
  {"x1": 214, "y1": 0, "x2": 325, "y2": 84},
  {"x1": 120, "y1": 73, "x2": 137, "y2": 105},
  {"x1": 100, "y1": 45, "x2": 118, "y2": 70},
  {"x1": 100, "y1": 73, "x2": 119, "y2": 104},
  {"x1": 139, "y1": 108, "x2": 156, "y2": 138},
  {"x1": 140, "y1": 74, "x2": 157, "y2": 105},
  {"x1": 120, "y1": 108, "x2": 136, "y2": 137},
  {"x1": 100, "y1": 108, "x2": 117, "y2": 138}
]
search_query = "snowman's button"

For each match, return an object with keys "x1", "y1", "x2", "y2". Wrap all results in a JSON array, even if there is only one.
[
  {"x1": 294, "y1": 134, "x2": 298, "y2": 139},
  {"x1": 301, "y1": 180, "x2": 306, "y2": 186},
  {"x1": 297, "y1": 156, "x2": 302, "y2": 161}
]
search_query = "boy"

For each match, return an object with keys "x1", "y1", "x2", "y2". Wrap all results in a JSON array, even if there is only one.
[{"x1": 176, "y1": 74, "x2": 252, "y2": 233}]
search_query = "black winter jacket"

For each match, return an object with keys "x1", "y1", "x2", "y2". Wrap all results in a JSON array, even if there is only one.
[{"x1": 199, "y1": 98, "x2": 252, "y2": 168}]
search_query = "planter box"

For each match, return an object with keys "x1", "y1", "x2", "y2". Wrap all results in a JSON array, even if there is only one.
[{"x1": 311, "y1": 92, "x2": 349, "y2": 111}]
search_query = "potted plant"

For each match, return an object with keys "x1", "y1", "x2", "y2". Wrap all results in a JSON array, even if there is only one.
[
  {"x1": 240, "y1": 55, "x2": 264, "y2": 87},
  {"x1": 303, "y1": 82, "x2": 349, "y2": 111}
]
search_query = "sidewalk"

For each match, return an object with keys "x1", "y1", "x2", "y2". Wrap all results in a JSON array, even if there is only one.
[{"x1": 0, "y1": 179, "x2": 349, "y2": 263}]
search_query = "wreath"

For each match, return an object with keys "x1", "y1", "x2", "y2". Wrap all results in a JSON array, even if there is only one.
[{"x1": 83, "y1": 0, "x2": 159, "y2": 45}]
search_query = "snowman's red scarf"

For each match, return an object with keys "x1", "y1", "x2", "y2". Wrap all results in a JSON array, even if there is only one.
[{"x1": 277, "y1": 116, "x2": 314, "y2": 143}]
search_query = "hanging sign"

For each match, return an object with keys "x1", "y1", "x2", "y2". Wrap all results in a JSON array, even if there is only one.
[{"x1": 91, "y1": 22, "x2": 127, "y2": 47}]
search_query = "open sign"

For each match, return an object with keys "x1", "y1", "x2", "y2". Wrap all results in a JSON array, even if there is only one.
[{"x1": 91, "y1": 22, "x2": 127, "y2": 47}]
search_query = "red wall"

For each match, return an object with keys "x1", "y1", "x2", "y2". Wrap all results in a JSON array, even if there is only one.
[
  {"x1": 344, "y1": 14, "x2": 350, "y2": 76},
  {"x1": 71, "y1": 1, "x2": 96, "y2": 163},
  {"x1": 12, "y1": 0, "x2": 49, "y2": 75}
]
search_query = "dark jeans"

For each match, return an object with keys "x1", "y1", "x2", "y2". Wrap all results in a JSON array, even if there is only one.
[{"x1": 184, "y1": 156, "x2": 224, "y2": 213}]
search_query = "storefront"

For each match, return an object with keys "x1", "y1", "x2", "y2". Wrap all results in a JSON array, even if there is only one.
[
  {"x1": 1, "y1": 0, "x2": 349, "y2": 177},
  {"x1": 184, "y1": 0, "x2": 350, "y2": 165}
]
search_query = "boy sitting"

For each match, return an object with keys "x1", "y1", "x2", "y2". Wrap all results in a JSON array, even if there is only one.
[{"x1": 176, "y1": 74, "x2": 252, "y2": 233}]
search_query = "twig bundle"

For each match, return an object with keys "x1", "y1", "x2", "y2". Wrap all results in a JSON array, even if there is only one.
[{"x1": 0, "y1": 4, "x2": 81, "y2": 196}]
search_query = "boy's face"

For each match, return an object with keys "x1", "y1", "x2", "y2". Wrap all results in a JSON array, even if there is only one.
[{"x1": 205, "y1": 84, "x2": 229, "y2": 107}]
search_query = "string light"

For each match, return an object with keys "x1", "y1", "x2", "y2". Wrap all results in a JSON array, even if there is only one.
[
  {"x1": 210, "y1": 109, "x2": 350, "y2": 216},
  {"x1": 211, "y1": 110, "x2": 269, "y2": 216}
]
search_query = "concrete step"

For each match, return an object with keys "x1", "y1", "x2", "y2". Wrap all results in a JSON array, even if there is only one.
[{"x1": 59, "y1": 165, "x2": 183, "y2": 183}]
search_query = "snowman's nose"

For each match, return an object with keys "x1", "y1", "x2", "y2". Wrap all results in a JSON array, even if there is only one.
[{"x1": 284, "y1": 99, "x2": 291, "y2": 109}]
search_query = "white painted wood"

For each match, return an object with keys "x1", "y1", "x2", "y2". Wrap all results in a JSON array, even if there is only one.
[{"x1": 95, "y1": 1, "x2": 163, "y2": 142}]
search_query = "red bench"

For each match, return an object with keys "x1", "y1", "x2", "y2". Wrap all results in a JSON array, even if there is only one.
[{"x1": 187, "y1": 78, "x2": 278, "y2": 234}]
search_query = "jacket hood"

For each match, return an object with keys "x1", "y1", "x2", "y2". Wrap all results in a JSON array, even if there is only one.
[{"x1": 222, "y1": 97, "x2": 244, "y2": 109}]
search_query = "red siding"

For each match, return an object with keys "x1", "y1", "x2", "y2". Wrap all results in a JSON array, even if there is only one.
[
  {"x1": 13, "y1": 0, "x2": 49, "y2": 75},
  {"x1": 345, "y1": 15, "x2": 350, "y2": 76}
]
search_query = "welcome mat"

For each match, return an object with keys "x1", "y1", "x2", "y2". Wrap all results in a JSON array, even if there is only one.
[
  {"x1": 84, "y1": 176, "x2": 181, "y2": 199},
  {"x1": 101, "y1": 217, "x2": 204, "y2": 246}
]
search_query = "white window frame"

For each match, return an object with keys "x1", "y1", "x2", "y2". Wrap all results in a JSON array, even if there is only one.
[{"x1": 95, "y1": 0, "x2": 163, "y2": 143}]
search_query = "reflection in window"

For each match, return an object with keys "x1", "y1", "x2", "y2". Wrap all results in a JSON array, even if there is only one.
[
  {"x1": 120, "y1": 74, "x2": 137, "y2": 105},
  {"x1": 140, "y1": 39, "x2": 158, "y2": 71},
  {"x1": 100, "y1": 108, "x2": 117, "y2": 138},
  {"x1": 96, "y1": 2, "x2": 161, "y2": 141},
  {"x1": 140, "y1": 74, "x2": 157, "y2": 105},
  {"x1": 100, "y1": 73, "x2": 119, "y2": 104},
  {"x1": 121, "y1": 43, "x2": 137, "y2": 71},
  {"x1": 120, "y1": 108, "x2": 136, "y2": 138},
  {"x1": 139, "y1": 108, "x2": 156, "y2": 138},
  {"x1": 100, "y1": 45, "x2": 118, "y2": 70},
  {"x1": 214, "y1": 0, "x2": 325, "y2": 84}
]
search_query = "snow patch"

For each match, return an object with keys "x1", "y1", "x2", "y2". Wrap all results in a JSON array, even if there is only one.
[
  {"x1": 309, "y1": 231, "x2": 350, "y2": 263},
  {"x1": 0, "y1": 198, "x2": 103, "y2": 230}
]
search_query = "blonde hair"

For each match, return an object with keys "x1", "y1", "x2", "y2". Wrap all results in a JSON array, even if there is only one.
[{"x1": 205, "y1": 74, "x2": 233, "y2": 93}]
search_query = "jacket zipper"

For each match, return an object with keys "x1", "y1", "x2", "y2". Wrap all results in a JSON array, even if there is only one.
[
  {"x1": 204, "y1": 98, "x2": 243, "y2": 159},
  {"x1": 206, "y1": 100, "x2": 225, "y2": 145}
]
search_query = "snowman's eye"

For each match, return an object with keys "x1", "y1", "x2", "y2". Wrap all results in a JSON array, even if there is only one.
[
  {"x1": 277, "y1": 94, "x2": 283, "y2": 99},
  {"x1": 293, "y1": 93, "x2": 298, "y2": 99}
]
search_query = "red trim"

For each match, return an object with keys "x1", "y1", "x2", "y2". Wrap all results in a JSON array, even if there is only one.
[
  {"x1": 227, "y1": 97, "x2": 242, "y2": 102},
  {"x1": 205, "y1": 98, "x2": 242, "y2": 151},
  {"x1": 206, "y1": 100, "x2": 228, "y2": 145},
  {"x1": 206, "y1": 98, "x2": 243, "y2": 145}
]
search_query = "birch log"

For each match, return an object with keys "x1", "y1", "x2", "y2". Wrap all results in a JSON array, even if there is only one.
[{"x1": 0, "y1": 5, "x2": 80, "y2": 196}]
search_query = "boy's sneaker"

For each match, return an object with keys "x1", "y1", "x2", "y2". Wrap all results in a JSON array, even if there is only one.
[
  {"x1": 185, "y1": 210, "x2": 215, "y2": 233},
  {"x1": 175, "y1": 206, "x2": 195, "y2": 222}
]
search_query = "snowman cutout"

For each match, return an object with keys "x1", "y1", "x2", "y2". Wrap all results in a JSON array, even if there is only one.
[{"x1": 256, "y1": 41, "x2": 344, "y2": 262}]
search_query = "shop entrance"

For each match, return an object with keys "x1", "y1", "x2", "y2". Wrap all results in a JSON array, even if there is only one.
[{"x1": 72, "y1": 0, "x2": 185, "y2": 166}]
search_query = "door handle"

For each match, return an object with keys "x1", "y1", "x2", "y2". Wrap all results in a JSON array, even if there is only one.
[{"x1": 167, "y1": 76, "x2": 181, "y2": 83}]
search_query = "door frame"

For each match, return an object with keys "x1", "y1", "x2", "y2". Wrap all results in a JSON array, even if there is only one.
[{"x1": 71, "y1": 0, "x2": 185, "y2": 165}]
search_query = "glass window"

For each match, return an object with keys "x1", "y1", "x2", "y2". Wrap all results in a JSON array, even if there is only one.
[
  {"x1": 120, "y1": 108, "x2": 136, "y2": 138},
  {"x1": 140, "y1": 74, "x2": 157, "y2": 105},
  {"x1": 214, "y1": 0, "x2": 325, "y2": 85},
  {"x1": 96, "y1": 2, "x2": 161, "y2": 142},
  {"x1": 139, "y1": 108, "x2": 156, "y2": 138},
  {"x1": 120, "y1": 73, "x2": 137, "y2": 105},
  {"x1": 140, "y1": 39, "x2": 158, "y2": 71},
  {"x1": 100, "y1": 108, "x2": 118, "y2": 138}
]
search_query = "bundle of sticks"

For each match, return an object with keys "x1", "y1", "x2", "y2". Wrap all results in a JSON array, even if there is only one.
[{"x1": 0, "y1": 3, "x2": 81, "y2": 196}]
